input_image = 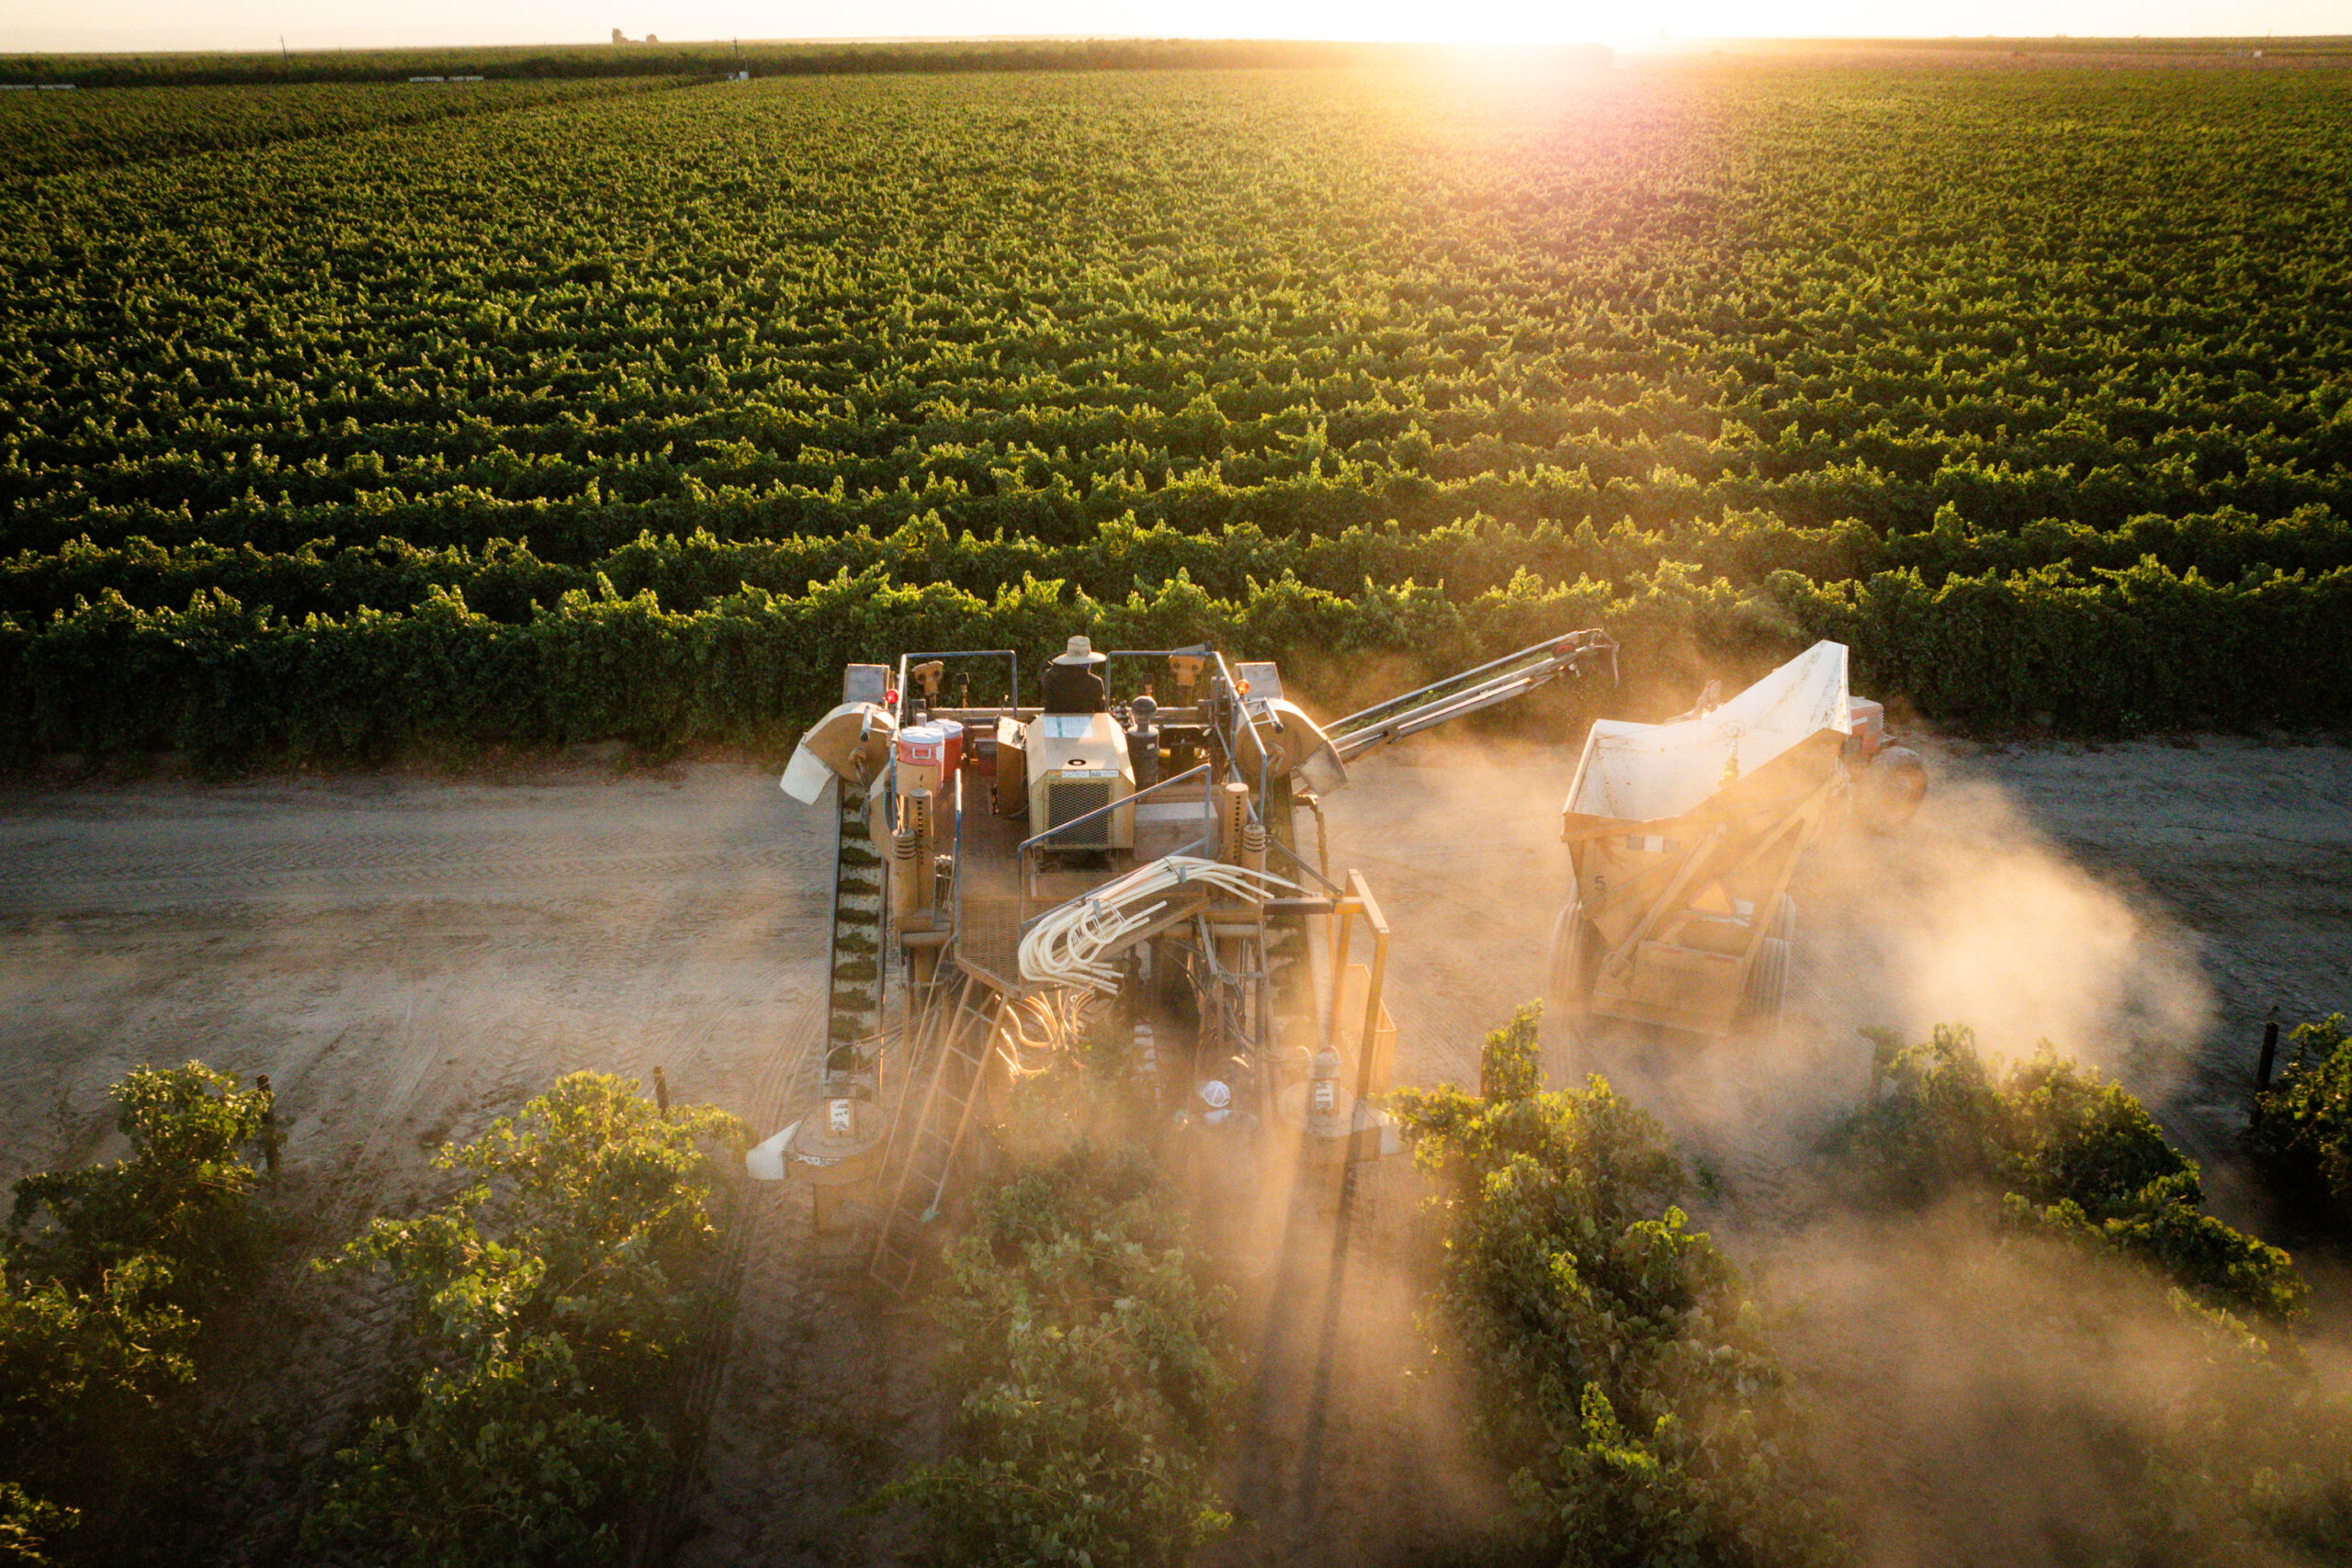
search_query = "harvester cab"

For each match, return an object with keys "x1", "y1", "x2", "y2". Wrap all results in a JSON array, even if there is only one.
[
  {"x1": 754, "y1": 628, "x2": 1617, "y2": 1288},
  {"x1": 1546, "y1": 638, "x2": 1925, "y2": 1046}
]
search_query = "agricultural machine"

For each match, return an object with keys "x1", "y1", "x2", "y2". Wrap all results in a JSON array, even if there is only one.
[
  {"x1": 1545, "y1": 639, "x2": 1926, "y2": 1045},
  {"x1": 748, "y1": 630, "x2": 1618, "y2": 1287}
]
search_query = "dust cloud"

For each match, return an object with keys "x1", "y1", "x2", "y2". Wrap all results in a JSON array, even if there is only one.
[
  {"x1": 1301, "y1": 726, "x2": 2346, "y2": 1566},
  {"x1": 1797, "y1": 763, "x2": 2212, "y2": 1094},
  {"x1": 1209, "y1": 1184, "x2": 1510, "y2": 1567},
  {"x1": 1312, "y1": 727, "x2": 2216, "y2": 1150},
  {"x1": 1, "y1": 731, "x2": 2339, "y2": 1563},
  {"x1": 1773, "y1": 1205, "x2": 2344, "y2": 1568}
]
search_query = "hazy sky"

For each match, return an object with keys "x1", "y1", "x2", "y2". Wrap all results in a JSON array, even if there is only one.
[{"x1": 3, "y1": 0, "x2": 2342, "y2": 54}]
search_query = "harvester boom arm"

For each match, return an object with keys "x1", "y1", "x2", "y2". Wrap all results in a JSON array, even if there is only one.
[{"x1": 1328, "y1": 630, "x2": 1617, "y2": 762}]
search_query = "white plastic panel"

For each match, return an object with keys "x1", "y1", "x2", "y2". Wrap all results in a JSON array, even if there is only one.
[
  {"x1": 781, "y1": 745, "x2": 838, "y2": 805},
  {"x1": 780, "y1": 700, "x2": 897, "y2": 804},
  {"x1": 1565, "y1": 641, "x2": 1850, "y2": 823},
  {"x1": 745, "y1": 1120, "x2": 796, "y2": 1181}
]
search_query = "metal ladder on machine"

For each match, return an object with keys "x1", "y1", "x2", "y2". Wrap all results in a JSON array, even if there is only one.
[{"x1": 869, "y1": 970, "x2": 1004, "y2": 1294}]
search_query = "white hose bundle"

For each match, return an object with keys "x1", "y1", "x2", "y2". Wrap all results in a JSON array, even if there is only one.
[
  {"x1": 995, "y1": 989, "x2": 1097, "y2": 1078},
  {"x1": 1018, "y1": 854, "x2": 1299, "y2": 993}
]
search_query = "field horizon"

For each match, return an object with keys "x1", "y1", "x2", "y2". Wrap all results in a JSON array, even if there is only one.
[{"x1": 5, "y1": 31, "x2": 2350, "y2": 85}]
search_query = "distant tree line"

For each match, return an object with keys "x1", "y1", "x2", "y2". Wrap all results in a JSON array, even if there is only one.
[{"x1": 0, "y1": 38, "x2": 1612, "y2": 91}]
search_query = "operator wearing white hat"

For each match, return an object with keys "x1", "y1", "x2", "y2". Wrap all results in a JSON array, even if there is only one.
[{"x1": 1041, "y1": 634, "x2": 1109, "y2": 716}]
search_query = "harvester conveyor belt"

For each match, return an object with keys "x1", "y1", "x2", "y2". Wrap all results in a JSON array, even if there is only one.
[
  {"x1": 1326, "y1": 632, "x2": 1615, "y2": 762},
  {"x1": 823, "y1": 779, "x2": 886, "y2": 1097}
]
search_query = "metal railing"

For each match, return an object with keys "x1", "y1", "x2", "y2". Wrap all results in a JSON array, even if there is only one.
[{"x1": 893, "y1": 648, "x2": 1020, "y2": 726}]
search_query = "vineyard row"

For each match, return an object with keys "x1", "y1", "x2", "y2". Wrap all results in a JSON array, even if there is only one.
[
  {"x1": 6, "y1": 72, "x2": 2346, "y2": 567},
  {"x1": 6, "y1": 553, "x2": 2344, "y2": 765},
  {"x1": 0, "y1": 77, "x2": 685, "y2": 182},
  {"x1": 6, "y1": 505, "x2": 2346, "y2": 626}
]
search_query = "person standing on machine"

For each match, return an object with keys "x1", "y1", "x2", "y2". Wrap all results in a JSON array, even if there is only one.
[
  {"x1": 1169, "y1": 1077, "x2": 1261, "y2": 1255},
  {"x1": 1041, "y1": 635, "x2": 1109, "y2": 715}
]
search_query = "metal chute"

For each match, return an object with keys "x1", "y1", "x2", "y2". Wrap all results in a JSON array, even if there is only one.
[
  {"x1": 1329, "y1": 629, "x2": 1617, "y2": 764},
  {"x1": 1238, "y1": 696, "x2": 1350, "y2": 795},
  {"x1": 1564, "y1": 639, "x2": 1850, "y2": 825},
  {"x1": 780, "y1": 701, "x2": 897, "y2": 804}
]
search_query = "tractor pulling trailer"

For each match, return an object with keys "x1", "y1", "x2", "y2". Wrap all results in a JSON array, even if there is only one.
[{"x1": 750, "y1": 631, "x2": 1921, "y2": 1284}]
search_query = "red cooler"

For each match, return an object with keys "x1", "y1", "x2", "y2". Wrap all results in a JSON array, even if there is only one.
[{"x1": 897, "y1": 725, "x2": 945, "y2": 769}]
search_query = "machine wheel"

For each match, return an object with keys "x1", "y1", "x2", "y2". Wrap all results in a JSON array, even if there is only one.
[
  {"x1": 1738, "y1": 897, "x2": 1796, "y2": 1038},
  {"x1": 1858, "y1": 746, "x2": 1928, "y2": 832},
  {"x1": 1544, "y1": 897, "x2": 1611, "y2": 1084}
]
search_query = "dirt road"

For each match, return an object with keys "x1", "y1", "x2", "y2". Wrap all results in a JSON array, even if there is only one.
[
  {"x1": 0, "y1": 766, "x2": 836, "y2": 1191},
  {"x1": 6, "y1": 737, "x2": 2340, "y2": 1189},
  {"x1": 0, "y1": 736, "x2": 2344, "y2": 1561}
]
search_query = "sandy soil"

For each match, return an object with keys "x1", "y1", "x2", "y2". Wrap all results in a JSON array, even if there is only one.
[
  {"x1": 0, "y1": 765, "x2": 833, "y2": 1182},
  {"x1": 0, "y1": 734, "x2": 2345, "y2": 1561}
]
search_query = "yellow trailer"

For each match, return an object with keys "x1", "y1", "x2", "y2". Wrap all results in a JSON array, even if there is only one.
[{"x1": 1547, "y1": 641, "x2": 1923, "y2": 1042}]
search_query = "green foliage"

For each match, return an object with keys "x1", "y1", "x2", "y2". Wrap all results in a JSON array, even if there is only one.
[
  {"x1": 0, "y1": 79, "x2": 673, "y2": 182},
  {"x1": 1, "y1": 1061, "x2": 268, "y2": 1480},
  {"x1": 2070, "y1": 1269, "x2": 2352, "y2": 1568},
  {"x1": 0, "y1": 1483, "x2": 69, "y2": 1566},
  {"x1": 1478, "y1": 1002, "x2": 1544, "y2": 1103},
  {"x1": 1835, "y1": 1027, "x2": 2352, "y2": 1563},
  {"x1": 307, "y1": 1073, "x2": 745, "y2": 1567},
  {"x1": 10, "y1": 547, "x2": 2341, "y2": 766},
  {"x1": 8, "y1": 1063, "x2": 270, "y2": 1298},
  {"x1": 304, "y1": 1331, "x2": 660, "y2": 1568},
  {"x1": 3, "y1": 66, "x2": 2351, "y2": 759},
  {"x1": 0, "y1": 1253, "x2": 195, "y2": 1419},
  {"x1": 0, "y1": 1260, "x2": 195, "y2": 1565},
  {"x1": 1392, "y1": 1005, "x2": 1847, "y2": 1568},
  {"x1": 2246, "y1": 1014, "x2": 2352, "y2": 1231},
  {"x1": 0, "y1": 1063, "x2": 272, "y2": 1566},
  {"x1": 883, "y1": 1050, "x2": 1235, "y2": 1567},
  {"x1": 1832, "y1": 1025, "x2": 2305, "y2": 1321},
  {"x1": 348, "y1": 1071, "x2": 747, "y2": 1382}
]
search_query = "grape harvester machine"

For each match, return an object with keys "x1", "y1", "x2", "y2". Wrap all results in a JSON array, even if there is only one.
[{"x1": 748, "y1": 630, "x2": 1616, "y2": 1289}]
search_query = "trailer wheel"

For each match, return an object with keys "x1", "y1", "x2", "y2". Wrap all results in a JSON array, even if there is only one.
[
  {"x1": 1739, "y1": 897, "x2": 1796, "y2": 1038},
  {"x1": 1858, "y1": 746, "x2": 1928, "y2": 832}
]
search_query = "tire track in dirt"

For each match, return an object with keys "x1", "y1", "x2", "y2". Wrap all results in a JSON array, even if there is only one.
[{"x1": 0, "y1": 844, "x2": 818, "y2": 915}]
